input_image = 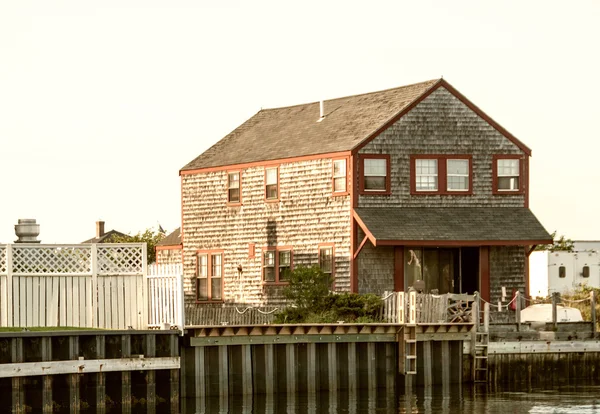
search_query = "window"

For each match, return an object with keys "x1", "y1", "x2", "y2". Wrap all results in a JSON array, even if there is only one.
[
  {"x1": 411, "y1": 155, "x2": 472, "y2": 194},
  {"x1": 583, "y1": 266, "x2": 590, "y2": 278},
  {"x1": 416, "y1": 159, "x2": 438, "y2": 191},
  {"x1": 265, "y1": 167, "x2": 278, "y2": 200},
  {"x1": 360, "y1": 155, "x2": 390, "y2": 194},
  {"x1": 228, "y1": 172, "x2": 241, "y2": 203},
  {"x1": 497, "y1": 159, "x2": 520, "y2": 191},
  {"x1": 558, "y1": 266, "x2": 566, "y2": 278},
  {"x1": 263, "y1": 247, "x2": 293, "y2": 283},
  {"x1": 196, "y1": 251, "x2": 223, "y2": 302},
  {"x1": 333, "y1": 159, "x2": 347, "y2": 193},
  {"x1": 319, "y1": 246, "x2": 334, "y2": 281},
  {"x1": 447, "y1": 159, "x2": 469, "y2": 191}
]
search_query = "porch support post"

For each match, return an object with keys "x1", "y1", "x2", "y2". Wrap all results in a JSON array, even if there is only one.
[
  {"x1": 353, "y1": 235, "x2": 369, "y2": 260},
  {"x1": 394, "y1": 247, "x2": 404, "y2": 292},
  {"x1": 479, "y1": 246, "x2": 490, "y2": 303}
]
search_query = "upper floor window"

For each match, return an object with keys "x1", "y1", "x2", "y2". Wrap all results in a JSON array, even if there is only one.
[
  {"x1": 263, "y1": 247, "x2": 293, "y2": 283},
  {"x1": 227, "y1": 171, "x2": 241, "y2": 203},
  {"x1": 265, "y1": 167, "x2": 279, "y2": 201},
  {"x1": 415, "y1": 159, "x2": 438, "y2": 191},
  {"x1": 332, "y1": 159, "x2": 347, "y2": 194},
  {"x1": 319, "y1": 246, "x2": 334, "y2": 278},
  {"x1": 411, "y1": 155, "x2": 472, "y2": 195},
  {"x1": 360, "y1": 155, "x2": 391, "y2": 194},
  {"x1": 497, "y1": 159, "x2": 520, "y2": 191},
  {"x1": 196, "y1": 251, "x2": 223, "y2": 302}
]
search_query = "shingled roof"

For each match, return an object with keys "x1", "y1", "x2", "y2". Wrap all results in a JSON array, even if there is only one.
[
  {"x1": 181, "y1": 79, "x2": 441, "y2": 171},
  {"x1": 354, "y1": 207, "x2": 552, "y2": 246}
]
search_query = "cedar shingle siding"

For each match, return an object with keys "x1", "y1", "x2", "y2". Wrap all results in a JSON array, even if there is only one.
[{"x1": 182, "y1": 159, "x2": 351, "y2": 304}]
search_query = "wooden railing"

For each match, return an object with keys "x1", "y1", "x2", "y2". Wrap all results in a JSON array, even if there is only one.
[{"x1": 382, "y1": 291, "x2": 479, "y2": 324}]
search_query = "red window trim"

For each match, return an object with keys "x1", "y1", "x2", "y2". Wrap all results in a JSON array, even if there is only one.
[
  {"x1": 318, "y1": 243, "x2": 336, "y2": 290},
  {"x1": 248, "y1": 243, "x2": 255, "y2": 259},
  {"x1": 261, "y1": 245, "x2": 293, "y2": 285},
  {"x1": 195, "y1": 249, "x2": 225, "y2": 304},
  {"x1": 226, "y1": 170, "x2": 243, "y2": 206},
  {"x1": 410, "y1": 154, "x2": 473, "y2": 195},
  {"x1": 264, "y1": 165, "x2": 280, "y2": 202},
  {"x1": 358, "y1": 154, "x2": 391, "y2": 195},
  {"x1": 492, "y1": 154, "x2": 525, "y2": 195},
  {"x1": 332, "y1": 157, "x2": 349, "y2": 196}
]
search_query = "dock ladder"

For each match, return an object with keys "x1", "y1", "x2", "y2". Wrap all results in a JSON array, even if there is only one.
[
  {"x1": 397, "y1": 291, "x2": 417, "y2": 375},
  {"x1": 472, "y1": 331, "x2": 488, "y2": 382},
  {"x1": 472, "y1": 299, "x2": 489, "y2": 383}
]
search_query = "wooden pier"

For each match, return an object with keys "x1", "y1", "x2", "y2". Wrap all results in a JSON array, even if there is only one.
[{"x1": 0, "y1": 330, "x2": 180, "y2": 413}]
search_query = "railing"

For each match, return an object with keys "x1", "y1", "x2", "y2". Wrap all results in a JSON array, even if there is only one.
[
  {"x1": 0, "y1": 243, "x2": 148, "y2": 329},
  {"x1": 382, "y1": 291, "x2": 479, "y2": 324}
]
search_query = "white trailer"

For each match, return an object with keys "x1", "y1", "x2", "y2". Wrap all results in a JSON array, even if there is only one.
[{"x1": 547, "y1": 250, "x2": 600, "y2": 294}]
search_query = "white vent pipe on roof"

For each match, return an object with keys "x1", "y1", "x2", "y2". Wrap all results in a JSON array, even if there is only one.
[{"x1": 318, "y1": 100, "x2": 325, "y2": 122}]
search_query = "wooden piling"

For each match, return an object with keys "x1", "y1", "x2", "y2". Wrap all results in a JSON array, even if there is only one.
[
  {"x1": 11, "y1": 338, "x2": 24, "y2": 414},
  {"x1": 264, "y1": 344, "x2": 274, "y2": 394},
  {"x1": 121, "y1": 335, "x2": 131, "y2": 413},
  {"x1": 68, "y1": 336, "x2": 80, "y2": 413},
  {"x1": 347, "y1": 342, "x2": 357, "y2": 393},
  {"x1": 286, "y1": 343, "x2": 296, "y2": 394},
  {"x1": 367, "y1": 342, "x2": 375, "y2": 391},
  {"x1": 423, "y1": 340, "x2": 432, "y2": 386},
  {"x1": 169, "y1": 334, "x2": 180, "y2": 414},
  {"x1": 145, "y1": 334, "x2": 156, "y2": 413},
  {"x1": 306, "y1": 343, "x2": 316, "y2": 394},
  {"x1": 41, "y1": 336, "x2": 53, "y2": 414},
  {"x1": 241, "y1": 344, "x2": 253, "y2": 395},
  {"x1": 95, "y1": 335, "x2": 106, "y2": 414},
  {"x1": 327, "y1": 343, "x2": 337, "y2": 391}
]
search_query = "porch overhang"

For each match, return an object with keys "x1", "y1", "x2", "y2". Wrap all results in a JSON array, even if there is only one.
[{"x1": 353, "y1": 207, "x2": 552, "y2": 247}]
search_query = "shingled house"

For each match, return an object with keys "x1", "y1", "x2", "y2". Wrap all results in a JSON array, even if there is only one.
[
  {"x1": 155, "y1": 228, "x2": 182, "y2": 265},
  {"x1": 180, "y1": 79, "x2": 551, "y2": 307}
]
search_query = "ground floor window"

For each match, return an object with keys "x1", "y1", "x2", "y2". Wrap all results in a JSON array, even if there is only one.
[
  {"x1": 263, "y1": 247, "x2": 293, "y2": 283},
  {"x1": 196, "y1": 251, "x2": 223, "y2": 302},
  {"x1": 404, "y1": 247, "x2": 479, "y2": 294}
]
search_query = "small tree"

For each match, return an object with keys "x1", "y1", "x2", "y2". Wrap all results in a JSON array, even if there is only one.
[
  {"x1": 535, "y1": 231, "x2": 574, "y2": 252},
  {"x1": 111, "y1": 227, "x2": 165, "y2": 264},
  {"x1": 282, "y1": 266, "x2": 332, "y2": 310}
]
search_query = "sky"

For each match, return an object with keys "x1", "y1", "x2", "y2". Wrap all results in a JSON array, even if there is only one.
[{"x1": 1, "y1": 1, "x2": 599, "y2": 244}]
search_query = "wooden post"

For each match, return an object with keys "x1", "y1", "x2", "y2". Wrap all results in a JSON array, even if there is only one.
[
  {"x1": 6, "y1": 245, "x2": 13, "y2": 327},
  {"x1": 327, "y1": 343, "x2": 337, "y2": 391},
  {"x1": 96, "y1": 335, "x2": 106, "y2": 414},
  {"x1": 591, "y1": 290, "x2": 597, "y2": 336},
  {"x1": 347, "y1": 342, "x2": 357, "y2": 393},
  {"x1": 552, "y1": 292, "x2": 559, "y2": 331},
  {"x1": 121, "y1": 335, "x2": 131, "y2": 413},
  {"x1": 515, "y1": 291, "x2": 521, "y2": 332},
  {"x1": 170, "y1": 334, "x2": 180, "y2": 413},
  {"x1": 91, "y1": 244, "x2": 98, "y2": 328},
  {"x1": 423, "y1": 341, "x2": 432, "y2": 387},
  {"x1": 286, "y1": 344, "x2": 296, "y2": 394},
  {"x1": 473, "y1": 292, "x2": 480, "y2": 331},
  {"x1": 12, "y1": 337, "x2": 24, "y2": 414},
  {"x1": 264, "y1": 344, "x2": 274, "y2": 394},
  {"x1": 41, "y1": 337, "x2": 53, "y2": 414},
  {"x1": 69, "y1": 336, "x2": 80, "y2": 413},
  {"x1": 409, "y1": 290, "x2": 417, "y2": 325},
  {"x1": 306, "y1": 343, "x2": 316, "y2": 394},
  {"x1": 145, "y1": 334, "x2": 156, "y2": 414},
  {"x1": 484, "y1": 302, "x2": 490, "y2": 333},
  {"x1": 398, "y1": 292, "x2": 405, "y2": 325}
]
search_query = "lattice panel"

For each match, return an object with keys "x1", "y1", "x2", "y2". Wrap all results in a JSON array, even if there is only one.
[
  {"x1": 98, "y1": 245, "x2": 144, "y2": 274},
  {"x1": 12, "y1": 246, "x2": 91, "y2": 274},
  {"x1": 0, "y1": 246, "x2": 6, "y2": 273}
]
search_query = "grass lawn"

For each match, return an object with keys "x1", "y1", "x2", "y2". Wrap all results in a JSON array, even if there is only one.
[{"x1": 0, "y1": 327, "x2": 102, "y2": 332}]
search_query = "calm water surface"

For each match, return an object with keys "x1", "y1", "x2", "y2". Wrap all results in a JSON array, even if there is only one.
[{"x1": 182, "y1": 383, "x2": 600, "y2": 413}]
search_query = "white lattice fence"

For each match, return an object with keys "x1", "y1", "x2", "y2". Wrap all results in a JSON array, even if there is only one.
[
  {"x1": 0, "y1": 243, "x2": 147, "y2": 329},
  {"x1": 147, "y1": 263, "x2": 184, "y2": 329}
]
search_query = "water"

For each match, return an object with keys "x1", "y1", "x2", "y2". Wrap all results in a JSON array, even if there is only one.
[{"x1": 182, "y1": 383, "x2": 600, "y2": 413}]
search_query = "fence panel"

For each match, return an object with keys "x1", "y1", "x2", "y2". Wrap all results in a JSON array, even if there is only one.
[{"x1": 147, "y1": 264, "x2": 183, "y2": 329}]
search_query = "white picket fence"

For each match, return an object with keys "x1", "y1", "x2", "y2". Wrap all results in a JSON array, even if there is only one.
[
  {"x1": 0, "y1": 244, "x2": 184, "y2": 331},
  {"x1": 147, "y1": 263, "x2": 184, "y2": 330}
]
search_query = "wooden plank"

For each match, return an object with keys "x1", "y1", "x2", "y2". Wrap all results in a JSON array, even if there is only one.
[
  {"x1": 32, "y1": 276, "x2": 39, "y2": 327},
  {"x1": 59, "y1": 276, "x2": 67, "y2": 327},
  {"x1": 39, "y1": 277, "x2": 46, "y2": 327},
  {"x1": 111, "y1": 276, "x2": 119, "y2": 329},
  {"x1": 123, "y1": 277, "x2": 132, "y2": 330},
  {"x1": 42, "y1": 337, "x2": 53, "y2": 413},
  {"x1": 0, "y1": 357, "x2": 181, "y2": 378},
  {"x1": 49, "y1": 277, "x2": 58, "y2": 327},
  {"x1": 264, "y1": 344, "x2": 274, "y2": 394},
  {"x1": 18, "y1": 277, "x2": 26, "y2": 327},
  {"x1": 347, "y1": 342, "x2": 357, "y2": 393},
  {"x1": 307, "y1": 343, "x2": 316, "y2": 394},
  {"x1": 71, "y1": 276, "x2": 79, "y2": 327},
  {"x1": 79, "y1": 277, "x2": 87, "y2": 328},
  {"x1": 0, "y1": 276, "x2": 6, "y2": 327},
  {"x1": 286, "y1": 343, "x2": 296, "y2": 394},
  {"x1": 26, "y1": 277, "x2": 33, "y2": 327},
  {"x1": 190, "y1": 333, "x2": 397, "y2": 346},
  {"x1": 328, "y1": 343, "x2": 337, "y2": 391},
  {"x1": 117, "y1": 276, "x2": 125, "y2": 329},
  {"x1": 489, "y1": 340, "x2": 600, "y2": 354}
]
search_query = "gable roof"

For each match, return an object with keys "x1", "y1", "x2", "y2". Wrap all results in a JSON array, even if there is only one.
[
  {"x1": 156, "y1": 228, "x2": 181, "y2": 247},
  {"x1": 82, "y1": 229, "x2": 127, "y2": 244},
  {"x1": 181, "y1": 79, "x2": 530, "y2": 172},
  {"x1": 354, "y1": 207, "x2": 552, "y2": 246}
]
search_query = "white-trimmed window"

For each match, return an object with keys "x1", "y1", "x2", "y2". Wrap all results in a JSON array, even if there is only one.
[
  {"x1": 228, "y1": 172, "x2": 240, "y2": 203},
  {"x1": 265, "y1": 167, "x2": 278, "y2": 200},
  {"x1": 497, "y1": 159, "x2": 520, "y2": 191},
  {"x1": 416, "y1": 159, "x2": 438, "y2": 191},
  {"x1": 447, "y1": 159, "x2": 469, "y2": 191},
  {"x1": 319, "y1": 246, "x2": 334, "y2": 279},
  {"x1": 333, "y1": 159, "x2": 347, "y2": 193},
  {"x1": 279, "y1": 250, "x2": 291, "y2": 282},
  {"x1": 196, "y1": 252, "x2": 223, "y2": 302}
]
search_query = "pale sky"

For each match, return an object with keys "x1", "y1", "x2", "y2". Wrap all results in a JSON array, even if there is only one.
[{"x1": 1, "y1": 1, "x2": 599, "y2": 244}]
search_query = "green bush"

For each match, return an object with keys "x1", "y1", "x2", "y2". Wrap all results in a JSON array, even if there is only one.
[{"x1": 273, "y1": 266, "x2": 383, "y2": 324}]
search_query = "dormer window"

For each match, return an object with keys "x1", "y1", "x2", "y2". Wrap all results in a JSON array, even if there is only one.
[{"x1": 359, "y1": 155, "x2": 391, "y2": 195}]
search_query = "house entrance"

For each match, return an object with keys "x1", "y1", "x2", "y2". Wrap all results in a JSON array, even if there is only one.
[{"x1": 404, "y1": 247, "x2": 479, "y2": 294}]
